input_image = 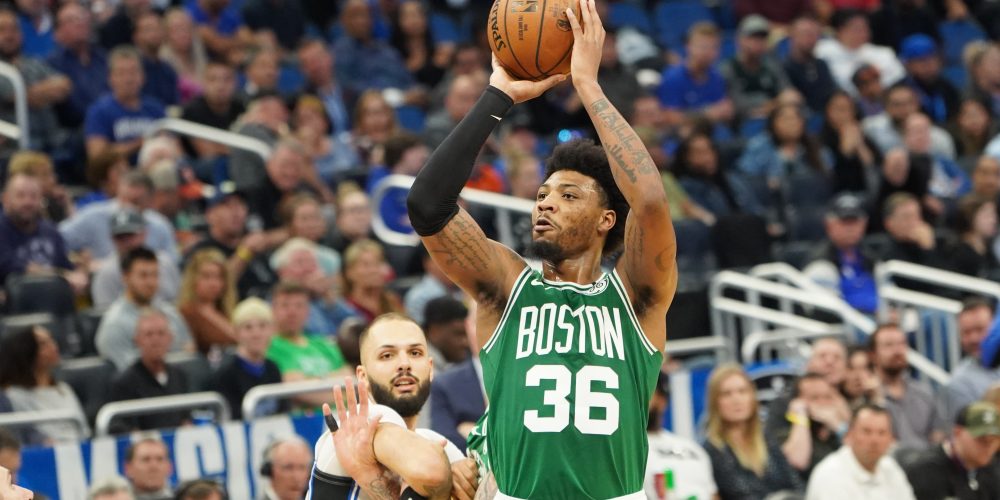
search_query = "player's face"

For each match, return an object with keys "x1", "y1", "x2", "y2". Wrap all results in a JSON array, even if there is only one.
[
  {"x1": 531, "y1": 170, "x2": 613, "y2": 262},
  {"x1": 360, "y1": 320, "x2": 433, "y2": 418}
]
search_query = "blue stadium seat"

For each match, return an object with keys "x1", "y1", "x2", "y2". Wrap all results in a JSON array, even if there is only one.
[
  {"x1": 943, "y1": 64, "x2": 968, "y2": 89},
  {"x1": 940, "y1": 19, "x2": 986, "y2": 66},
  {"x1": 719, "y1": 31, "x2": 737, "y2": 61},
  {"x1": 608, "y1": 2, "x2": 653, "y2": 36},
  {"x1": 653, "y1": 0, "x2": 713, "y2": 50},
  {"x1": 771, "y1": 36, "x2": 791, "y2": 60},
  {"x1": 711, "y1": 0, "x2": 737, "y2": 31},
  {"x1": 396, "y1": 105, "x2": 426, "y2": 132}
]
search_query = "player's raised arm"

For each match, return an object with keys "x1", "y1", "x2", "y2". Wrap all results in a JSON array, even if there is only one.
[
  {"x1": 406, "y1": 62, "x2": 564, "y2": 316},
  {"x1": 567, "y1": 0, "x2": 677, "y2": 346}
]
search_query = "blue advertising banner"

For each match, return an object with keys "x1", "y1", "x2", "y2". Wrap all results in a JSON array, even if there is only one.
[{"x1": 19, "y1": 414, "x2": 326, "y2": 500}]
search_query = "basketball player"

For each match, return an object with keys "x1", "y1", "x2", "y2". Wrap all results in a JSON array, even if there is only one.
[
  {"x1": 405, "y1": 0, "x2": 677, "y2": 497},
  {"x1": 307, "y1": 314, "x2": 478, "y2": 500}
]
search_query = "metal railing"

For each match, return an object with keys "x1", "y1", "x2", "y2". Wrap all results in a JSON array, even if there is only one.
[
  {"x1": 0, "y1": 60, "x2": 28, "y2": 147},
  {"x1": 144, "y1": 118, "x2": 272, "y2": 162},
  {"x1": 95, "y1": 392, "x2": 231, "y2": 437},
  {"x1": 370, "y1": 174, "x2": 534, "y2": 247},
  {"x1": 0, "y1": 408, "x2": 88, "y2": 436},
  {"x1": 242, "y1": 378, "x2": 337, "y2": 420}
]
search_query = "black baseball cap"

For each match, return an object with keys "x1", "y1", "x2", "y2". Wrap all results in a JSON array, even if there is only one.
[
  {"x1": 827, "y1": 193, "x2": 867, "y2": 220},
  {"x1": 110, "y1": 208, "x2": 146, "y2": 236},
  {"x1": 204, "y1": 181, "x2": 246, "y2": 209}
]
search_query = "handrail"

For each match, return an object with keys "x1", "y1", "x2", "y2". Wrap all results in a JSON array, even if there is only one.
[
  {"x1": 749, "y1": 262, "x2": 878, "y2": 333},
  {"x1": 242, "y1": 378, "x2": 337, "y2": 420},
  {"x1": 0, "y1": 408, "x2": 87, "y2": 435},
  {"x1": 663, "y1": 336, "x2": 732, "y2": 360},
  {"x1": 95, "y1": 391, "x2": 230, "y2": 437},
  {"x1": 742, "y1": 328, "x2": 847, "y2": 364},
  {"x1": 876, "y1": 260, "x2": 1000, "y2": 302},
  {"x1": 0, "y1": 60, "x2": 28, "y2": 148},
  {"x1": 370, "y1": 174, "x2": 535, "y2": 246},
  {"x1": 143, "y1": 118, "x2": 272, "y2": 162}
]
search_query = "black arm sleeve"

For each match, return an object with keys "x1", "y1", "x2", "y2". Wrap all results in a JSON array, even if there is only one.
[
  {"x1": 407, "y1": 85, "x2": 514, "y2": 236},
  {"x1": 307, "y1": 469, "x2": 356, "y2": 499}
]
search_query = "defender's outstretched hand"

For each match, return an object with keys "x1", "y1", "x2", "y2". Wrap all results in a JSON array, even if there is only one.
[
  {"x1": 327, "y1": 377, "x2": 383, "y2": 481},
  {"x1": 566, "y1": 0, "x2": 605, "y2": 86},
  {"x1": 489, "y1": 53, "x2": 566, "y2": 104}
]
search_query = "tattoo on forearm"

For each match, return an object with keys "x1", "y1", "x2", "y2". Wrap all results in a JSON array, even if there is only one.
[
  {"x1": 365, "y1": 471, "x2": 401, "y2": 500},
  {"x1": 474, "y1": 473, "x2": 499, "y2": 500},
  {"x1": 588, "y1": 98, "x2": 657, "y2": 182},
  {"x1": 430, "y1": 213, "x2": 492, "y2": 272}
]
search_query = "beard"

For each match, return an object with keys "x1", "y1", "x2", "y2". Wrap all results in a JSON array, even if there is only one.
[
  {"x1": 881, "y1": 360, "x2": 907, "y2": 379},
  {"x1": 367, "y1": 373, "x2": 431, "y2": 418},
  {"x1": 528, "y1": 239, "x2": 567, "y2": 262}
]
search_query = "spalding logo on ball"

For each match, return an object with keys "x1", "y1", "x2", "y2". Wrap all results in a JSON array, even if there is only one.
[{"x1": 489, "y1": 0, "x2": 579, "y2": 81}]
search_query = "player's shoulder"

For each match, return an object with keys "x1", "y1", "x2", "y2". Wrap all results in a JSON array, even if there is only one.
[{"x1": 414, "y1": 428, "x2": 465, "y2": 463}]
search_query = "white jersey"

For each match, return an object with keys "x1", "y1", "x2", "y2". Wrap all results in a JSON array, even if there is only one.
[
  {"x1": 310, "y1": 403, "x2": 464, "y2": 499},
  {"x1": 644, "y1": 431, "x2": 717, "y2": 500}
]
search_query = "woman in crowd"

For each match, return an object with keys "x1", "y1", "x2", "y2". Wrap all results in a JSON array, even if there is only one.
[
  {"x1": 160, "y1": 8, "x2": 208, "y2": 102},
  {"x1": 352, "y1": 90, "x2": 399, "y2": 168},
  {"x1": 329, "y1": 183, "x2": 375, "y2": 253},
  {"x1": 673, "y1": 133, "x2": 762, "y2": 218},
  {"x1": 704, "y1": 364, "x2": 802, "y2": 500},
  {"x1": 964, "y1": 41, "x2": 1000, "y2": 118},
  {"x1": 390, "y1": 0, "x2": 452, "y2": 89},
  {"x1": 843, "y1": 345, "x2": 880, "y2": 408},
  {"x1": 292, "y1": 94, "x2": 339, "y2": 184},
  {"x1": 0, "y1": 326, "x2": 90, "y2": 444},
  {"x1": 949, "y1": 98, "x2": 997, "y2": 160},
  {"x1": 820, "y1": 91, "x2": 881, "y2": 195},
  {"x1": 210, "y1": 297, "x2": 284, "y2": 419},
  {"x1": 948, "y1": 194, "x2": 999, "y2": 278},
  {"x1": 178, "y1": 249, "x2": 238, "y2": 354},
  {"x1": 281, "y1": 193, "x2": 342, "y2": 277},
  {"x1": 338, "y1": 239, "x2": 403, "y2": 325}
]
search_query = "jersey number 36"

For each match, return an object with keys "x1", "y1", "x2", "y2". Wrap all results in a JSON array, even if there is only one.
[{"x1": 523, "y1": 364, "x2": 619, "y2": 435}]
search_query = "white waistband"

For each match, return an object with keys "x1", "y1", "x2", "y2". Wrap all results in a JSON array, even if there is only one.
[{"x1": 495, "y1": 491, "x2": 645, "y2": 500}]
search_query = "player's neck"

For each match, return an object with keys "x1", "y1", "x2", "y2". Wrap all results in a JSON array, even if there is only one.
[
  {"x1": 541, "y1": 254, "x2": 604, "y2": 285},
  {"x1": 403, "y1": 414, "x2": 418, "y2": 430}
]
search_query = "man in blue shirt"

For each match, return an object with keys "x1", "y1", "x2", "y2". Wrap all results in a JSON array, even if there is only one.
[
  {"x1": 0, "y1": 173, "x2": 73, "y2": 284},
  {"x1": 333, "y1": 0, "x2": 415, "y2": 97},
  {"x1": 84, "y1": 46, "x2": 165, "y2": 160},
  {"x1": 47, "y1": 3, "x2": 108, "y2": 128},
  {"x1": 658, "y1": 21, "x2": 733, "y2": 129},
  {"x1": 133, "y1": 11, "x2": 179, "y2": 107},
  {"x1": 805, "y1": 193, "x2": 879, "y2": 314},
  {"x1": 185, "y1": 0, "x2": 251, "y2": 59},
  {"x1": 14, "y1": 0, "x2": 53, "y2": 57}
]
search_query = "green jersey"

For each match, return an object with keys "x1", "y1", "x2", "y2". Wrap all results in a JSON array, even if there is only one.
[{"x1": 475, "y1": 267, "x2": 663, "y2": 499}]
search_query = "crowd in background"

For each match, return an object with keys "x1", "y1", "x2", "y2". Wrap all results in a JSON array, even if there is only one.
[{"x1": 3, "y1": 0, "x2": 1000, "y2": 498}]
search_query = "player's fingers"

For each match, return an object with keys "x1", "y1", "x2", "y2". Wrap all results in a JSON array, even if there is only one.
[
  {"x1": 345, "y1": 377, "x2": 358, "y2": 417},
  {"x1": 565, "y1": 5, "x2": 582, "y2": 37},
  {"x1": 333, "y1": 385, "x2": 347, "y2": 424},
  {"x1": 451, "y1": 471, "x2": 476, "y2": 500},
  {"x1": 578, "y1": 0, "x2": 592, "y2": 35},
  {"x1": 535, "y1": 73, "x2": 567, "y2": 93}
]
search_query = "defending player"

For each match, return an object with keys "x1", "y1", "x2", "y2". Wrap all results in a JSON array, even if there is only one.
[{"x1": 404, "y1": 0, "x2": 677, "y2": 498}]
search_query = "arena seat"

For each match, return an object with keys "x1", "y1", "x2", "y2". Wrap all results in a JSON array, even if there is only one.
[
  {"x1": 608, "y1": 2, "x2": 653, "y2": 36},
  {"x1": 3, "y1": 274, "x2": 83, "y2": 357},
  {"x1": 939, "y1": 19, "x2": 986, "y2": 67},
  {"x1": 55, "y1": 356, "x2": 117, "y2": 426},
  {"x1": 653, "y1": 0, "x2": 713, "y2": 49},
  {"x1": 166, "y1": 352, "x2": 214, "y2": 393}
]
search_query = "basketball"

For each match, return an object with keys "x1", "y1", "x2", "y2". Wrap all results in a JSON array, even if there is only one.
[{"x1": 488, "y1": 0, "x2": 579, "y2": 81}]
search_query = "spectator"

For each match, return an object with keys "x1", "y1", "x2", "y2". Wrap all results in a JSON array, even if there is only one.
[
  {"x1": 91, "y1": 208, "x2": 181, "y2": 311},
  {"x1": 266, "y1": 282, "x2": 348, "y2": 385},
  {"x1": 820, "y1": 92, "x2": 881, "y2": 195},
  {"x1": 48, "y1": 3, "x2": 108, "y2": 130},
  {"x1": 97, "y1": 0, "x2": 151, "y2": 51},
  {"x1": 784, "y1": 16, "x2": 838, "y2": 114},
  {"x1": 673, "y1": 132, "x2": 762, "y2": 219},
  {"x1": 735, "y1": 0, "x2": 811, "y2": 26},
  {"x1": 429, "y1": 303, "x2": 484, "y2": 454},
  {"x1": 174, "y1": 479, "x2": 225, "y2": 500},
  {"x1": 423, "y1": 72, "x2": 484, "y2": 149},
  {"x1": 774, "y1": 373, "x2": 848, "y2": 479},
  {"x1": 60, "y1": 170, "x2": 178, "y2": 262},
  {"x1": 282, "y1": 193, "x2": 340, "y2": 268},
  {"x1": 804, "y1": 193, "x2": 879, "y2": 314},
  {"x1": 950, "y1": 99, "x2": 996, "y2": 160},
  {"x1": 123, "y1": 436, "x2": 174, "y2": 499},
  {"x1": 88, "y1": 476, "x2": 135, "y2": 500},
  {"x1": 870, "y1": 323, "x2": 947, "y2": 448},
  {"x1": 297, "y1": 38, "x2": 351, "y2": 139},
  {"x1": 658, "y1": 22, "x2": 733, "y2": 129},
  {"x1": 133, "y1": 12, "x2": 178, "y2": 107},
  {"x1": 852, "y1": 64, "x2": 884, "y2": 118},
  {"x1": 244, "y1": 139, "x2": 322, "y2": 230},
  {"x1": 899, "y1": 34, "x2": 960, "y2": 123},
  {"x1": 878, "y1": 192, "x2": 948, "y2": 272},
  {"x1": 597, "y1": 29, "x2": 641, "y2": 121},
  {"x1": 422, "y1": 296, "x2": 469, "y2": 372},
  {"x1": 0, "y1": 429, "x2": 22, "y2": 486},
  {"x1": 0, "y1": 7, "x2": 71, "y2": 156},
  {"x1": 108, "y1": 309, "x2": 192, "y2": 433},
  {"x1": 238, "y1": 47, "x2": 280, "y2": 102},
  {"x1": 351, "y1": 89, "x2": 400, "y2": 168},
  {"x1": 270, "y1": 237, "x2": 348, "y2": 336},
  {"x1": 905, "y1": 113, "x2": 970, "y2": 216},
  {"x1": 902, "y1": 402, "x2": 1000, "y2": 500},
  {"x1": 872, "y1": 149, "x2": 932, "y2": 231},
  {"x1": 328, "y1": 183, "x2": 374, "y2": 253},
  {"x1": 0, "y1": 173, "x2": 73, "y2": 284},
  {"x1": 13, "y1": 0, "x2": 52, "y2": 58},
  {"x1": 95, "y1": 247, "x2": 192, "y2": 372},
  {"x1": 337, "y1": 239, "x2": 404, "y2": 326},
  {"x1": 966, "y1": 42, "x2": 1000, "y2": 118},
  {"x1": 868, "y1": 0, "x2": 940, "y2": 51},
  {"x1": 228, "y1": 93, "x2": 288, "y2": 191},
  {"x1": 405, "y1": 247, "x2": 464, "y2": 326},
  {"x1": 259, "y1": 436, "x2": 312, "y2": 500},
  {"x1": 84, "y1": 46, "x2": 166, "y2": 160},
  {"x1": 289, "y1": 94, "x2": 338, "y2": 184},
  {"x1": 241, "y1": 0, "x2": 306, "y2": 52},
  {"x1": 0, "y1": 465, "x2": 32, "y2": 500},
  {"x1": 160, "y1": 8, "x2": 208, "y2": 102},
  {"x1": 7, "y1": 151, "x2": 71, "y2": 221},
  {"x1": 184, "y1": 0, "x2": 251, "y2": 60},
  {"x1": 390, "y1": 0, "x2": 451, "y2": 89},
  {"x1": 721, "y1": 15, "x2": 790, "y2": 123},
  {"x1": 949, "y1": 195, "x2": 999, "y2": 278},
  {"x1": 703, "y1": 364, "x2": 803, "y2": 499},
  {"x1": 862, "y1": 83, "x2": 956, "y2": 160},
  {"x1": 805, "y1": 404, "x2": 915, "y2": 500},
  {"x1": 814, "y1": 10, "x2": 905, "y2": 95},
  {"x1": 366, "y1": 131, "x2": 429, "y2": 234},
  {"x1": 0, "y1": 325, "x2": 89, "y2": 443},
  {"x1": 843, "y1": 345, "x2": 879, "y2": 407},
  {"x1": 333, "y1": 0, "x2": 414, "y2": 97},
  {"x1": 943, "y1": 298, "x2": 1000, "y2": 420},
  {"x1": 184, "y1": 185, "x2": 276, "y2": 298},
  {"x1": 211, "y1": 297, "x2": 284, "y2": 419},
  {"x1": 78, "y1": 148, "x2": 128, "y2": 209},
  {"x1": 178, "y1": 248, "x2": 237, "y2": 354},
  {"x1": 972, "y1": 156, "x2": 1000, "y2": 206}
]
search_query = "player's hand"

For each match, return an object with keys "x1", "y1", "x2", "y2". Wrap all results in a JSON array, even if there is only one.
[
  {"x1": 327, "y1": 377, "x2": 383, "y2": 482},
  {"x1": 489, "y1": 53, "x2": 566, "y2": 104},
  {"x1": 450, "y1": 457, "x2": 479, "y2": 500},
  {"x1": 566, "y1": 0, "x2": 605, "y2": 87}
]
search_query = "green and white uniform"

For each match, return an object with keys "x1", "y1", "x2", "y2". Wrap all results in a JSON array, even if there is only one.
[{"x1": 469, "y1": 267, "x2": 663, "y2": 500}]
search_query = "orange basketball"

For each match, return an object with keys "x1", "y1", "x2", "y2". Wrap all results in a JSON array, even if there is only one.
[{"x1": 487, "y1": 0, "x2": 578, "y2": 81}]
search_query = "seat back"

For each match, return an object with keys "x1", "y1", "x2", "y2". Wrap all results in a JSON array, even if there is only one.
[
  {"x1": 166, "y1": 351, "x2": 213, "y2": 392},
  {"x1": 55, "y1": 356, "x2": 117, "y2": 426},
  {"x1": 5, "y1": 274, "x2": 76, "y2": 316}
]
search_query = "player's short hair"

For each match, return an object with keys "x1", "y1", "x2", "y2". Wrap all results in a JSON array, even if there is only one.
[
  {"x1": 544, "y1": 139, "x2": 629, "y2": 255},
  {"x1": 359, "y1": 313, "x2": 424, "y2": 352}
]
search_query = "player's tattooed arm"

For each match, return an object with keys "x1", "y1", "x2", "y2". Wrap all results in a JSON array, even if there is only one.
[
  {"x1": 474, "y1": 472, "x2": 498, "y2": 500},
  {"x1": 363, "y1": 470, "x2": 403, "y2": 500}
]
